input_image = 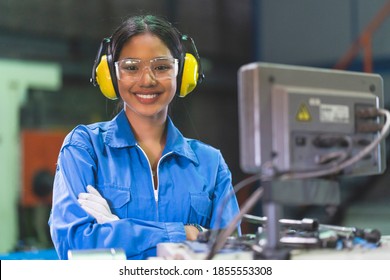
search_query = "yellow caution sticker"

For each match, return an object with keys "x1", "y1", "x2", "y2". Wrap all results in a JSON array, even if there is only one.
[{"x1": 296, "y1": 103, "x2": 311, "y2": 122}]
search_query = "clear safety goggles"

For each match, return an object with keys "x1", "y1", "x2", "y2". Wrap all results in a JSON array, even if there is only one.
[{"x1": 115, "y1": 57, "x2": 179, "y2": 81}]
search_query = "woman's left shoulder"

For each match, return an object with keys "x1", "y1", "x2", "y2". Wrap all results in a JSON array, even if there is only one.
[
  {"x1": 185, "y1": 138, "x2": 221, "y2": 153},
  {"x1": 185, "y1": 138, "x2": 227, "y2": 166}
]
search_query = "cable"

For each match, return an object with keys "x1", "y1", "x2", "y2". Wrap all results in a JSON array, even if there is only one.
[
  {"x1": 280, "y1": 108, "x2": 390, "y2": 180},
  {"x1": 206, "y1": 164, "x2": 275, "y2": 259},
  {"x1": 205, "y1": 186, "x2": 264, "y2": 260},
  {"x1": 207, "y1": 172, "x2": 263, "y2": 248},
  {"x1": 211, "y1": 161, "x2": 277, "y2": 236},
  {"x1": 314, "y1": 135, "x2": 353, "y2": 166},
  {"x1": 213, "y1": 173, "x2": 262, "y2": 229}
]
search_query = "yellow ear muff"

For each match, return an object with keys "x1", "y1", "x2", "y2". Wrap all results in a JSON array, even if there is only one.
[
  {"x1": 179, "y1": 53, "x2": 199, "y2": 98},
  {"x1": 95, "y1": 55, "x2": 117, "y2": 100}
]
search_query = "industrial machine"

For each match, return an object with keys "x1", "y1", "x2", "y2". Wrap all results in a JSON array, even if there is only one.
[
  {"x1": 156, "y1": 62, "x2": 390, "y2": 260},
  {"x1": 238, "y1": 62, "x2": 386, "y2": 178}
]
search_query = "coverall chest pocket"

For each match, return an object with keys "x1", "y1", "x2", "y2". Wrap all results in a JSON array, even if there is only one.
[
  {"x1": 98, "y1": 187, "x2": 131, "y2": 219},
  {"x1": 189, "y1": 192, "x2": 212, "y2": 226}
]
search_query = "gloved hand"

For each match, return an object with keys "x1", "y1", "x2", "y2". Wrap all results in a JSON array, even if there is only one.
[{"x1": 78, "y1": 185, "x2": 119, "y2": 224}]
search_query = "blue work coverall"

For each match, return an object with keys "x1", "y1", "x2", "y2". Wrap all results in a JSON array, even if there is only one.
[{"x1": 49, "y1": 110, "x2": 241, "y2": 260}]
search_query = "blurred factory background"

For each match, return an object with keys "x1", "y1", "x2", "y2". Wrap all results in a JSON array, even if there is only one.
[{"x1": 1, "y1": 0, "x2": 390, "y2": 257}]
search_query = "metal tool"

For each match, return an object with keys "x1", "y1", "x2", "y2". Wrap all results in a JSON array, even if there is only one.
[{"x1": 243, "y1": 214, "x2": 319, "y2": 232}]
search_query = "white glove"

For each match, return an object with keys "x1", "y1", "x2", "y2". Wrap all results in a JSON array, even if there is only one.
[{"x1": 78, "y1": 185, "x2": 119, "y2": 224}]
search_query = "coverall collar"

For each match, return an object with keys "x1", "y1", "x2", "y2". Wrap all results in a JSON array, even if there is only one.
[{"x1": 104, "y1": 109, "x2": 199, "y2": 165}]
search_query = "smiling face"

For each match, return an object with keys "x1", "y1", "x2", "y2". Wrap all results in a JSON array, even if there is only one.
[{"x1": 117, "y1": 32, "x2": 177, "y2": 122}]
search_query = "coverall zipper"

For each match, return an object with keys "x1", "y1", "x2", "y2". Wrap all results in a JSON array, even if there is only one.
[{"x1": 135, "y1": 144, "x2": 172, "y2": 221}]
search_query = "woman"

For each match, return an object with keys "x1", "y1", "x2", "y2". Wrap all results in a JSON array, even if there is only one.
[{"x1": 49, "y1": 14, "x2": 240, "y2": 260}]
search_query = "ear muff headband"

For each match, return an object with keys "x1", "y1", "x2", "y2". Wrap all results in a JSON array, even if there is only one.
[
  {"x1": 91, "y1": 34, "x2": 204, "y2": 99},
  {"x1": 91, "y1": 38, "x2": 119, "y2": 100}
]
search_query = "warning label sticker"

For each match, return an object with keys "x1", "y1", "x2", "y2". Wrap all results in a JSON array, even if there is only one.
[
  {"x1": 319, "y1": 104, "x2": 349, "y2": 123},
  {"x1": 296, "y1": 103, "x2": 311, "y2": 122}
]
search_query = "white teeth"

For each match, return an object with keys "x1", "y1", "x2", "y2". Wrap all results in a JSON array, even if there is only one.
[{"x1": 136, "y1": 93, "x2": 158, "y2": 99}]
